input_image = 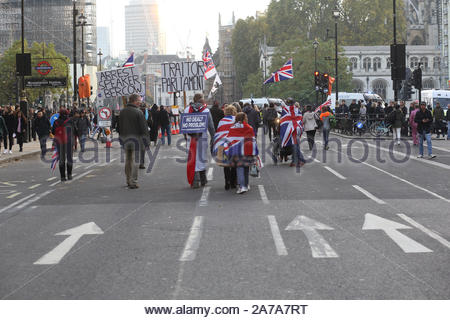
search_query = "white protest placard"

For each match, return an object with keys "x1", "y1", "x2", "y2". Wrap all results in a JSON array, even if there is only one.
[
  {"x1": 96, "y1": 66, "x2": 144, "y2": 100},
  {"x1": 161, "y1": 61, "x2": 205, "y2": 93}
]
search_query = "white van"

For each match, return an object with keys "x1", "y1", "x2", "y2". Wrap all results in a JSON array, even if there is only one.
[
  {"x1": 240, "y1": 98, "x2": 286, "y2": 112},
  {"x1": 327, "y1": 92, "x2": 384, "y2": 110},
  {"x1": 421, "y1": 90, "x2": 450, "y2": 111}
]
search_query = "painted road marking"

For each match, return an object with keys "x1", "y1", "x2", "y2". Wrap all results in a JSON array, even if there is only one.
[
  {"x1": 46, "y1": 177, "x2": 57, "y2": 182},
  {"x1": 363, "y1": 213, "x2": 433, "y2": 253},
  {"x1": 353, "y1": 185, "x2": 386, "y2": 205},
  {"x1": 432, "y1": 145, "x2": 450, "y2": 153},
  {"x1": 397, "y1": 214, "x2": 450, "y2": 250},
  {"x1": 15, "y1": 190, "x2": 54, "y2": 211},
  {"x1": 207, "y1": 167, "x2": 214, "y2": 181},
  {"x1": 34, "y1": 222, "x2": 104, "y2": 265},
  {"x1": 324, "y1": 166, "x2": 347, "y2": 180},
  {"x1": 50, "y1": 170, "x2": 93, "y2": 187},
  {"x1": 28, "y1": 184, "x2": 41, "y2": 190},
  {"x1": 258, "y1": 185, "x2": 270, "y2": 204},
  {"x1": 286, "y1": 216, "x2": 339, "y2": 258},
  {"x1": 0, "y1": 194, "x2": 36, "y2": 214},
  {"x1": 180, "y1": 216, "x2": 204, "y2": 262},
  {"x1": 199, "y1": 187, "x2": 211, "y2": 207},
  {"x1": 267, "y1": 216, "x2": 288, "y2": 256},
  {"x1": 6, "y1": 192, "x2": 21, "y2": 199}
]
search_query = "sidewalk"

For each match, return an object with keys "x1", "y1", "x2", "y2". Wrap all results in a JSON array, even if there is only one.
[
  {"x1": 331, "y1": 129, "x2": 450, "y2": 142},
  {"x1": 0, "y1": 140, "x2": 42, "y2": 164}
]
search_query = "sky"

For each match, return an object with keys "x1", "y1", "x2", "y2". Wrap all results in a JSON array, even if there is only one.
[{"x1": 96, "y1": 0, "x2": 271, "y2": 58}]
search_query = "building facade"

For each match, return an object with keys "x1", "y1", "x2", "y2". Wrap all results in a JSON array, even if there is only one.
[
  {"x1": 97, "y1": 26, "x2": 110, "y2": 58},
  {"x1": 125, "y1": 0, "x2": 164, "y2": 55},
  {"x1": 0, "y1": 0, "x2": 97, "y2": 66}
]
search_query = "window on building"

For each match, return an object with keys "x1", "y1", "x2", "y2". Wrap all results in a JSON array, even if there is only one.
[
  {"x1": 349, "y1": 57, "x2": 358, "y2": 71},
  {"x1": 433, "y1": 57, "x2": 441, "y2": 70},
  {"x1": 363, "y1": 57, "x2": 371, "y2": 72},
  {"x1": 423, "y1": 78, "x2": 434, "y2": 89},
  {"x1": 420, "y1": 57, "x2": 429, "y2": 71},
  {"x1": 373, "y1": 57, "x2": 381, "y2": 72},
  {"x1": 386, "y1": 57, "x2": 391, "y2": 69},
  {"x1": 410, "y1": 57, "x2": 419, "y2": 69},
  {"x1": 372, "y1": 79, "x2": 388, "y2": 100},
  {"x1": 351, "y1": 79, "x2": 364, "y2": 93}
]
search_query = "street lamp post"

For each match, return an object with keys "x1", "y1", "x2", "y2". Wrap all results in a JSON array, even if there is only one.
[
  {"x1": 78, "y1": 13, "x2": 87, "y2": 78},
  {"x1": 72, "y1": 0, "x2": 78, "y2": 107},
  {"x1": 332, "y1": 5, "x2": 340, "y2": 106},
  {"x1": 313, "y1": 39, "x2": 319, "y2": 107}
]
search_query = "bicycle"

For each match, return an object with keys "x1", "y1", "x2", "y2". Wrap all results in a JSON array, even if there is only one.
[{"x1": 369, "y1": 120, "x2": 392, "y2": 137}]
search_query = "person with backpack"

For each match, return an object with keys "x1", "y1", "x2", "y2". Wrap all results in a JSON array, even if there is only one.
[
  {"x1": 263, "y1": 103, "x2": 278, "y2": 142},
  {"x1": 390, "y1": 104, "x2": 405, "y2": 145},
  {"x1": 52, "y1": 107, "x2": 74, "y2": 181},
  {"x1": 243, "y1": 102, "x2": 261, "y2": 138},
  {"x1": 303, "y1": 105, "x2": 318, "y2": 151},
  {"x1": 184, "y1": 93, "x2": 215, "y2": 189}
]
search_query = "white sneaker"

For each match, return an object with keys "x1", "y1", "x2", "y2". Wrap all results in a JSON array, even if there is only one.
[
  {"x1": 3, "y1": 150, "x2": 7, "y2": 154},
  {"x1": 247, "y1": 185, "x2": 251, "y2": 191},
  {"x1": 429, "y1": 154, "x2": 436, "y2": 159},
  {"x1": 236, "y1": 187, "x2": 247, "y2": 194},
  {"x1": 417, "y1": 155, "x2": 423, "y2": 158},
  {"x1": 8, "y1": 150, "x2": 12, "y2": 154}
]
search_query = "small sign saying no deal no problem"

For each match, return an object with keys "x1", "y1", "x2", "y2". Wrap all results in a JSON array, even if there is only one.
[{"x1": 180, "y1": 114, "x2": 208, "y2": 134}]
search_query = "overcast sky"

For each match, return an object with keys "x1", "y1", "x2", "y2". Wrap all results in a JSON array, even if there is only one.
[{"x1": 97, "y1": 0, "x2": 271, "y2": 58}]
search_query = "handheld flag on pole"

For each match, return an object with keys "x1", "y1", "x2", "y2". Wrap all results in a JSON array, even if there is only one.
[
  {"x1": 202, "y1": 50, "x2": 217, "y2": 80},
  {"x1": 315, "y1": 100, "x2": 332, "y2": 113},
  {"x1": 208, "y1": 74, "x2": 222, "y2": 98},
  {"x1": 123, "y1": 53, "x2": 134, "y2": 67},
  {"x1": 264, "y1": 58, "x2": 293, "y2": 84}
]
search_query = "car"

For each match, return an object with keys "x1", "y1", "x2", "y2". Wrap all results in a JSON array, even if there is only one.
[
  {"x1": 240, "y1": 98, "x2": 287, "y2": 112},
  {"x1": 327, "y1": 92, "x2": 385, "y2": 110}
]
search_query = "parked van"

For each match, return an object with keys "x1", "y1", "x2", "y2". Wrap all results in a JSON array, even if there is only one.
[
  {"x1": 240, "y1": 98, "x2": 286, "y2": 112},
  {"x1": 421, "y1": 90, "x2": 450, "y2": 111},
  {"x1": 327, "y1": 92, "x2": 384, "y2": 110}
]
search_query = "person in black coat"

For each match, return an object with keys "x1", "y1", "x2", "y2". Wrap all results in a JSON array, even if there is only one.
[
  {"x1": 2, "y1": 106, "x2": 16, "y2": 154},
  {"x1": 415, "y1": 102, "x2": 435, "y2": 159},
  {"x1": 210, "y1": 101, "x2": 224, "y2": 130},
  {"x1": 15, "y1": 110, "x2": 27, "y2": 152},
  {"x1": 76, "y1": 110, "x2": 91, "y2": 152},
  {"x1": 159, "y1": 106, "x2": 171, "y2": 146},
  {"x1": 243, "y1": 103, "x2": 261, "y2": 137},
  {"x1": 34, "y1": 110, "x2": 51, "y2": 158},
  {"x1": 149, "y1": 104, "x2": 159, "y2": 145}
]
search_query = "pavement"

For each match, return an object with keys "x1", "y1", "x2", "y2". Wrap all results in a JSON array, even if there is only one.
[
  {"x1": 0, "y1": 132, "x2": 449, "y2": 300},
  {"x1": 0, "y1": 140, "x2": 42, "y2": 164}
]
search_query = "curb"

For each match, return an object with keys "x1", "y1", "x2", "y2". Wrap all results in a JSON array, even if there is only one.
[
  {"x1": 330, "y1": 131, "x2": 414, "y2": 141},
  {"x1": 0, "y1": 150, "x2": 41, "y2": 165}
]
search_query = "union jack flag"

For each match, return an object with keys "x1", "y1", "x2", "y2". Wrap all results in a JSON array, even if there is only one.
[
  {"x1": 50, "y1": 143, "x2": 59, "y2": 172},
  {"x1": 224, "y1": 123, "x2": 259, "y2": 158},
  {"x1": 315, "y1": 100, "x2": 332, "y2": 113},
  {"x1": 213, "y1": 116, "x2": 235, "y2": 154},
  {"x1": 264, "y1": 58, "x2": 294, "y2": 84},
  {"x1": 123, "y1": 53, "x2": 134, "y2": 67},
  {"x1": 202, "y1": 50, "x2": 217, "y2": 79},
  {"x1": 280, "y1": 105, "x2": 304, "y2": 147}
]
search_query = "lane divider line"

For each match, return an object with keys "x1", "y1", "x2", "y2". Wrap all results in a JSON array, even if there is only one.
[
  {"x1": 28, "y1": 184, "x2": 41, "y2": 190},
  {"x1": 6, "y1": 192, "x2": 21, "y2": 199},
  {"x1": 258, "y1": 185, "x2": 270, "y2": 204},
  {"x1": 199, "y1": 186, "x2": 211, "y2": 207},
  {"x1": 46, "y1": 177, "x2": 57, "y2": 182},
  {"x1": 352, "y1": 185, "x2": 386, "y2": 205},
  {"x1": 207, "y1": 167, "x2": 213, "y2": 181},
  {"x1": 179, "y1": 216, "x2": 204, "y2": 262},
  {"x1": 324, "y1": 166, "x2": 347, "y2": 180},
  {"x1": 15, "y1": 190, "x2": 54, "y2": 210},
  {"x1": 0, "y1": 194, "x2": 36, "y2": 214},
  {"x1": 268, "y1": 215, "x2": 288, "y2": 256},
  {"x1": 397, "y1": 214, "x2": 450, "y2": 250}
]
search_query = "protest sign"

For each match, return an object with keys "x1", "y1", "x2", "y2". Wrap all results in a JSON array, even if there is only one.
[
  {"x1": 96, "y1": 66, "x2": 144, "y2": 99},
  {"x1": 161, "y1": 61, "x2": 205, "y2": 93},
  {"x1": 180, "y1": 113, "x2": 208, "y2": 134}
]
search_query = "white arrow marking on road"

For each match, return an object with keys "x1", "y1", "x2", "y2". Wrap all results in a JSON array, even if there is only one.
[
  {"x1": 286, "y1": 216, "x2": 339, "y2": 258},
  {"x1": 34, "y1": 222, "x2": 104, "y2": 265},
  {"x1": 362, "y1": 214, "x2": 433, "y2": 253}
]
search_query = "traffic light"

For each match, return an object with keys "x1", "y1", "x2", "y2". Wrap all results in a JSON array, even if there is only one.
[
  {"x1": 401, "y1": 68, "x2": 414, "y2": 101},
  {"x1": 90, "y1": 86, "x2": 93, "y2": 97},
  {"x1": 412, "y1": 68, "x2": 422, "y2": 90},
  {"x1": 321, "y1": 73, "x2": 329, "y2": 94},
  {"x1": 314, "y1": 71, "x2": 320, "y2": 91}
]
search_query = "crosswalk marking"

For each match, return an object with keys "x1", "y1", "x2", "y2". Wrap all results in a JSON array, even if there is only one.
[
  {"x1": 397, "y1": 214, "x2": 450, "y2": 250},
  {"x1": 352, "y1": 185, "x2": 386, "y2": 204},
  {"x1": 268, "y1": 216, "x2": 288, "y2": 256},
  {"x1": 180, "y1": 216, "x2": 204, "y2": 262}
]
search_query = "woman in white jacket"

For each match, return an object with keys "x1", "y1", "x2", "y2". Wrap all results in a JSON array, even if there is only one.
[{"x1": 303, "y1": 105, "x2": 319, "y2": 150}]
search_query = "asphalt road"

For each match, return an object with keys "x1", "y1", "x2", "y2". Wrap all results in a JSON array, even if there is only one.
[{"x1": 0, "y1": 133, "x2": 449, "y2": 300}]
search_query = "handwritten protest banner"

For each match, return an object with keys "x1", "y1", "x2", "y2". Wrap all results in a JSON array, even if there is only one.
[
  {"x1": 96, "y1": 66, "x2": 144, "y2": 99},
  {"x1": 161, "y1": 61, "x2": 205, "y2": 93},
  {"x1": 180, "y1": 113, "x2": 208, "y2": 134}
]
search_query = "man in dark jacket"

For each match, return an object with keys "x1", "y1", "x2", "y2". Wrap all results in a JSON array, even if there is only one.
[
  {"x1": 433, "y1": 102, "x2": 445, "y2": 138},
  {"x1": 0, "y1": 112, "x2": 8, "y2": 155},
  {"x1": 34, "y1": 110, "x2": 51, "y2": 158},
  {"x1": 159, "y1": 106, "x2": 171, "y2": 146},
  {"x1": 77, "y1": 110, "x2": 91, "y2": 152},
  {"x1": 415, "y1": 102, "x2": 436, "y2": 159},
  {"x1": 263, "y1": 103, "x2": 278, "y2": 141},
  {"x1": 243, "y1": 103, "x2": 261, "y2": 137},
  {"x1": 118, "y1": 94, "x2": 149, "y2": 189},
  {"x1": 210, "y1": 101, "x2": 224, "y2": 130}
]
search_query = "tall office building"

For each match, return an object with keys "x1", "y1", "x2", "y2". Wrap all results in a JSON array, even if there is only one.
[
  {"x1": 0, "y1": 0, "x2": 97, "y2": 66},
  {"x1": 97, "y1": 26, "x2": 110, "y2": 58},
  {"x1": 125, "y1": 0, "x2": 164, "y2": 55}
]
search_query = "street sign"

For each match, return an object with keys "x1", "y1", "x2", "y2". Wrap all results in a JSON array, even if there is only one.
[
  {"x1": 35, "y1": 61, "x2": 53, "y2": 76},
  {"x1": 98, "y1": 107, "x2": 112, "y2": 127},
  {"x1": 286, "y1": 216, "x2": 339, "y2": 258},
  {"x1": 25, "y1": 77, "x2": 67, "y2": 88}
]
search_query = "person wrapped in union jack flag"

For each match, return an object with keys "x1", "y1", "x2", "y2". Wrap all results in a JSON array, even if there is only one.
[{"x1": 280, "y1": 98, "x2": 305, "y2": 168}]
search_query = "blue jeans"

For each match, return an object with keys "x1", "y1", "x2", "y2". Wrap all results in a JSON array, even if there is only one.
[
  {"x1": 161, "y1": 125, "x2": 171, "y2": 145},
  {"x1": 237, "y1": 166, "x2": 249, "y2": 188},
  {"x1": 447, "y1": 122, "x2": 450, "y2": 139},
  {"x1": 323, "y1": 128, "x2": 330, "y2": 147},
  {"x1": 80, "y1": 134, "x2": 87, "y2": 152},
  {"x1": 292, "y1": 142, "x2": 305, "y2": 165},
  {"x1": 419, "y1": 133, "x2": 432, "y2": 156}
]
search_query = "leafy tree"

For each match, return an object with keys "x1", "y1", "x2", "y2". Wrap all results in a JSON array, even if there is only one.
[
  {"x1": 243, "y1": 37, "x2": 352, "y2": 105},
  {"x1": 0, "y1": 40, "x2": 71, "y2": 105}
]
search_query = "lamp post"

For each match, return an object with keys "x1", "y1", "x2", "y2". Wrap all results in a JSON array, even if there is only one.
[
  {"x1": 72, "y1": 0, "x2": 78, "y2": 106},
  {"x1": 78, "y1": 13, "x2": 87, "y2": 77},
  {"x1": 313, "y1": 39, "x2": 319, "y2": 106},
  {"x1": 97, "y1": 48, "x2": 103, "y2": 71},
  {"x1": 332, "y1": 5, "x2": 340, "y2": 105}
]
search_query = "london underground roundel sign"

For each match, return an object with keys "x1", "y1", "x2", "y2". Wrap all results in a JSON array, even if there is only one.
[{"x1": 35, "y1": 61, "x2": 53, "y2": 76}]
